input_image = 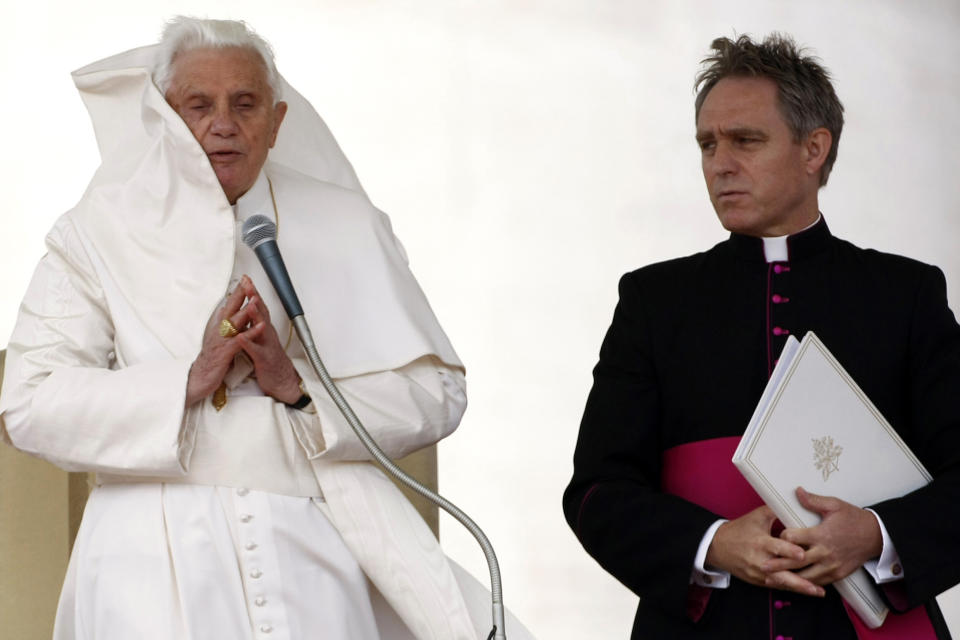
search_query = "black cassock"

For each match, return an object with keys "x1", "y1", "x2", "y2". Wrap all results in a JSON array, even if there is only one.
[{"x1": 564, "y1": 219, "x2": 960, "y2": 639}]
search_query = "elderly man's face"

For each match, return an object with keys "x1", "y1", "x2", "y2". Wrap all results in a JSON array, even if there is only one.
[{"x1": 165, "y1": 47, "x2": 287, "y2": 204}]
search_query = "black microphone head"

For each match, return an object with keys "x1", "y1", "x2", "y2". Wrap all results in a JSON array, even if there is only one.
[{"x1": 242, "y1": 215, "x2": 277, "y2": 250}]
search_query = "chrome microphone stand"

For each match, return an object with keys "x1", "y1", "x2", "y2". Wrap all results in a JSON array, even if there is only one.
[{"x1": 293, "y1": 316, "x2": 506, "y2": 640}]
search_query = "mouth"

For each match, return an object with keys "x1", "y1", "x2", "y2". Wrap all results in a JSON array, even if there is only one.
[
  {"x1": 716, "y1": 190, "x2": 748, "y2": 200},
  {"x1": 207, "y1": 150, "x2": 243, "y2": 164}
]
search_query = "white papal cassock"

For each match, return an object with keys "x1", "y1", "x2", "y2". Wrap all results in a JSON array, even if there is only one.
[{"x1": 0, "y1": 44, "x2": 532, "y2": 640}]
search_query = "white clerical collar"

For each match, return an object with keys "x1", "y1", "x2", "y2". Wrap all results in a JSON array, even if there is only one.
[
  {"x1": 233, "y1": 170, "x2": 272, "y2": 221},
  {"x1": 763, "y1": 213, "x2": 822, "y2": 263}
]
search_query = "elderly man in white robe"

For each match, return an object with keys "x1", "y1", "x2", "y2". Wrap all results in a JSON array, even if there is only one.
[{"x1": 0, "y1": 17, "x2": 495, "y2": 640}]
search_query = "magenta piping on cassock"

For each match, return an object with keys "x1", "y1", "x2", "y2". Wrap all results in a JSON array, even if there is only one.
[
  {"x1": 575, "y1": 484, "x2": 601, "y2": 538},
  {"x1": 766, "y1": 264, "x2": 775, "y2": 378}
]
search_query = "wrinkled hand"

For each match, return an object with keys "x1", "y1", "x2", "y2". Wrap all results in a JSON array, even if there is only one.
[
  {"x1": 234, "y1": 278, "x2": 302, "y2": 404},
  {"x1": 706, "y1": 505, "x2": 824, "y2": 597},
  {"x1": 185, "y1": 277, "x2": 259, "y2": 407},
  {"x1": 764, "y1": 487, "x2": 882, "y2": 593}
]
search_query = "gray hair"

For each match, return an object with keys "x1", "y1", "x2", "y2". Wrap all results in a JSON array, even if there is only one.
[
  {"x1": 694, "y1": 34, "x2": 844, "y2": 186},
  {"x1": 153, "y1": 16, "x2": 282, "y2": 103}
]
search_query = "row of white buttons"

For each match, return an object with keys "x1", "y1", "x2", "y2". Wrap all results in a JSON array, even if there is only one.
[{"x1": 238, "y1": 488, "x2": 273, "y2": 635}]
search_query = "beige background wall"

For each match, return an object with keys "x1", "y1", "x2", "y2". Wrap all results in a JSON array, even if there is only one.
[
  {"x1": 0, "y1": 448, "x2": 67, "y2": 639},
  {"x1": 0, "y1": 350, "x2": 67, "y2": 638}
]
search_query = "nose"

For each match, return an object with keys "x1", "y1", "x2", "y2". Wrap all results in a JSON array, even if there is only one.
[
  {"x1": 706, "y1": 140, "x2": 739, "y2": 178},
  {"x1": 210, "y1": 104, "x2": 239, "y2": 137}
]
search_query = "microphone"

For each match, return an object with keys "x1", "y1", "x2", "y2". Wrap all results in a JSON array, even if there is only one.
[{"x1": 241, "y1": 215, "x2": 304, "y2": 319}]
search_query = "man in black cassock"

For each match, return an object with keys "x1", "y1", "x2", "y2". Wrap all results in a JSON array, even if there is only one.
[{"x1": 563, "y1": 34, "x2": 960, "y2": 639}]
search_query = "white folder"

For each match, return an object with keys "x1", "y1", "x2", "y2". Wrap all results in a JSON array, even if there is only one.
[{"x1": 733, "y1": 331, "x2": 931, "y2": 628}]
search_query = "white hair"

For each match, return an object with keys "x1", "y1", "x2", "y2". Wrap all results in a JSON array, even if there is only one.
[{"x1": 153, "y1": 16, "x2": 282, "y2": 103}]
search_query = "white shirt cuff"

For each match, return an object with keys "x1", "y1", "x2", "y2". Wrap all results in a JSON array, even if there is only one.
[
  {"x1": 863, "y1": 508, "x2": 904, "y2": 583},
  {"x1": 691, "y1": 519, "x2": 731, "y2": 588}
]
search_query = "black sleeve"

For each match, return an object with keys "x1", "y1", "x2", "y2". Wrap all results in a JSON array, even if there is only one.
[
  {"x1": 871, "y1": 265, "x2": 960, "y2": 608},
  {"x1": 562, "y1": 272, "x2": 720, "y2": 620}
]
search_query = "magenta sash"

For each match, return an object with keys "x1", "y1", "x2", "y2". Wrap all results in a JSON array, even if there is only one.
[{"x1": 661, "y1": 436, "x2": 938, "y2": 640}]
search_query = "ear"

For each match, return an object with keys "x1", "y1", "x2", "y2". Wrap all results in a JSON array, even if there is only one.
[
  {"x1": 269, "y1": 101, "x2": 288, "y2": 148},
  {"x1": 802, "y1": 127, "x2": 832, "y2": 178}
]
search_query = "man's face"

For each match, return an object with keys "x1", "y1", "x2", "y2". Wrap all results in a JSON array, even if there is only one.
[
  {"x1": 696, "y1": 76, "x2": 821, "y2": 237},
  {"x1": 165, "y1": 47, "x2": 287, "y2": 204}
]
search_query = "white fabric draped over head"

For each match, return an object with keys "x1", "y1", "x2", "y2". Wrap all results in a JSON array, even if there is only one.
[{"x1": 68, "y1": 44, "x2": 461, "y2": 377}]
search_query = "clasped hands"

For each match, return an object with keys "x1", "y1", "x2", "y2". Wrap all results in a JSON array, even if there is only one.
[
  {"x1": 705, "y1": 487, "x2": 883, "y2": 597},
  {"x1": 185, "y1": 275, "x2": 302, "y2": 407}
]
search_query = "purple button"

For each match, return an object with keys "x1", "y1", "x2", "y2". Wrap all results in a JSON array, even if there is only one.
[
  {"x1": 775, "y1": 636, "x2": 784, "y2": 640},
  {"x1": 774, "y1": 600, "x2": 783, "y2": 609},
  {"x1": 772, "y1": 327, "x2": 789, "y2": 336},
  {"x1": 773, "y1": 264, "x2": 791, "y2": 274}
]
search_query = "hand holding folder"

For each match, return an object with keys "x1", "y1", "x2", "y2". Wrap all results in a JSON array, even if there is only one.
[{"x1": 732, "y1": 332, "x2": 931, "y2": 628}]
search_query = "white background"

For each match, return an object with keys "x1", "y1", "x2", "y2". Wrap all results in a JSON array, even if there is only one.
[{"x1": 2, "y1": 1, "x2": 959, "y2": 638}]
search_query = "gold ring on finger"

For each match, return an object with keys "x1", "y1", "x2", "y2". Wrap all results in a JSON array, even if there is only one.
[{"x1": 219, "y1": 318, "x2": 240, "y2": 338}]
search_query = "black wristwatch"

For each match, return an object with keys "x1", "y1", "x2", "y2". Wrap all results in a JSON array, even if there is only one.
[{"x1": 285, "y1": 380, "x2": 312, "y2": 410}]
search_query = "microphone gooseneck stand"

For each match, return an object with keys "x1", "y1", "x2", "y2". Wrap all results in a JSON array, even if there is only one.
[
  {"x1": 293, "y1": 316, "x2": 505, "y2": 640},
  {"x1": 242, "y1": 215, "x2": 506, "y2": 640}
]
